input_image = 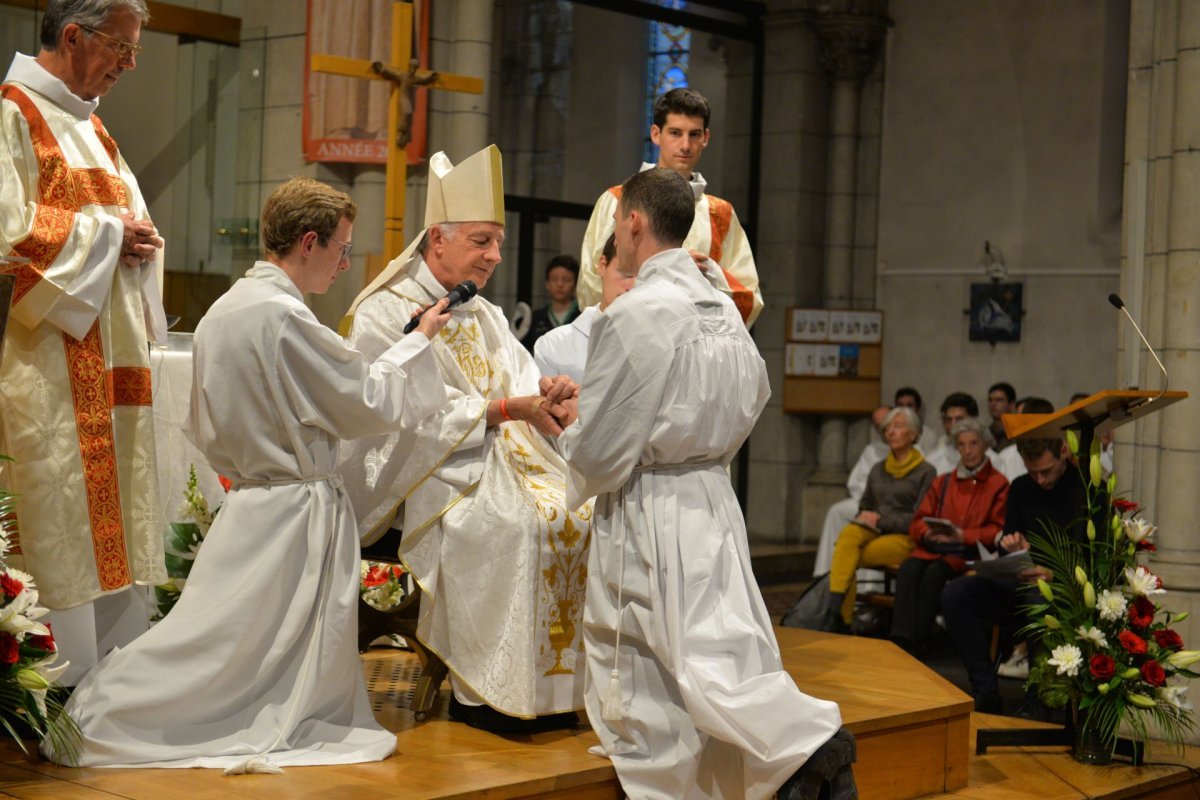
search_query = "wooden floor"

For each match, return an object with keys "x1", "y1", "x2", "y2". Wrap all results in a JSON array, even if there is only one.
[{"x1": 0, "y1": 628, "x2": 1193, "y2": 799}]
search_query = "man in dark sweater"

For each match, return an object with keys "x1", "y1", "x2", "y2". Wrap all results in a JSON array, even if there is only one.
[{"x1": 940, "y1": 398, "x2": 1091, "y2": 714}]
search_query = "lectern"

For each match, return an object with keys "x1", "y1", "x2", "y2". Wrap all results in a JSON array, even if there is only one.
[{"x1": 976, "y1": 388, "x2": 1189, "y2": 763}]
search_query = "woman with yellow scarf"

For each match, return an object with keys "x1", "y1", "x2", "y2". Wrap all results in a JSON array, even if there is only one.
[{"x1": 821, "y1": 406, "x2": 936, "y2": 632}]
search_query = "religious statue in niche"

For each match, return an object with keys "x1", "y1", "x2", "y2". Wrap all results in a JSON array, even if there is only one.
[{"x1": 969, "y1": 281, "x2": 1023, "y2": 344}]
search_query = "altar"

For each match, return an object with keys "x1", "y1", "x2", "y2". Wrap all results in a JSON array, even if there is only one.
[{"x1": 150, "y1": 334, "x2": 226, "y2": 519}]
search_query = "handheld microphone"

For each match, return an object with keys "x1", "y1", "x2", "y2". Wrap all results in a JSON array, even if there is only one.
[
  {"x1": 1108, "y1": 293, "x2": 1168, "y2": 400},
  {"x1": 403, "y1": 280, "x2": 477, "y2": 334}
]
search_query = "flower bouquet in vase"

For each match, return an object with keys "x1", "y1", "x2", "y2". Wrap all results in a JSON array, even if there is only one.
[
  {"x1": 0, "y1": 455, "x2": 80, "y2": 759},
  {"x1": 1023, "y1": 433, "x2": 1198, "y2": 764}
]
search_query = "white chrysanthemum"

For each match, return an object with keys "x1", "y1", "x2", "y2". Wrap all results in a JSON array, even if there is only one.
[
  {"x1": 1158, "y1": 685, "x2": 1194, "y2": 712},
  {"x1": 1096, "y1": 589, "x2": 1127, "y2": 622},
  {"x1": 1124, "y1": 565, "x2": 1166, "y2": 597},
  {"x1": 1048, "y1": 644, "x2": 1083, "y2": 677},
  {"x1": 1076, "y1": 625, "x2": 1109, "y2": 649},
  {"x1": 1124, "y1": 517, "x2": 1156, "y2": 544}
]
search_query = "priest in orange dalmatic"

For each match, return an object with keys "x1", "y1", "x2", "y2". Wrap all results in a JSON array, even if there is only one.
[{"x1": 0, "y1": 0, "x2": 169, "y2": 685}]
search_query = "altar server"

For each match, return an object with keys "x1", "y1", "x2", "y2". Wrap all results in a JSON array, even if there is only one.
[
  {"x1": 45, "y1": 177, "x2": 451, "y2": 771},
  {"x1": 557, "y1": 167, "x2": 855, "y2": 800}
]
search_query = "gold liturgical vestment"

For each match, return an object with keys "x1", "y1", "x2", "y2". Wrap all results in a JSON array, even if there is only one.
[
  {"x1": 0, "y1": 55, "x2": 166, "y2": 610},
  {"x1": 342, "y1": 259, "x2": 592, "y2": 717}
]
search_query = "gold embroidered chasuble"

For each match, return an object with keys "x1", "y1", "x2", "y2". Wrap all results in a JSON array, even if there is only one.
[
  {"x1": 0, "y1": 60, "x2": 166, "y2": 610},
  {"x1": 343, "y1": 261, "x2": 592, "y2": 716}
]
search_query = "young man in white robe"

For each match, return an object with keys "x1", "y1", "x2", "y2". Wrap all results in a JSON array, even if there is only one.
[
  {"x1": 534, "y1": 233, "x2": 634, "y2": 383},
  {"x1": 556, "y1": 167, "x2": 856, "y2": 800},
  {"x1": 340, "y1": 145, "x2": 591, "y2": 732},
  {"x1": 44, "y1": 177, "x2": 453, "y2": 771},
  {"x1": 576, "y1": 88, "x2": 763, "y2": 326},
  {"x1": 0, "y1": 0, "x2": 170, "y2": 686}
]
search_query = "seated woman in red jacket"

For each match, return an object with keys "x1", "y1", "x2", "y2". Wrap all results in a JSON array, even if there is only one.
[{"x1": 891, "y1": 417, "x2": 1009, "y2": 656}]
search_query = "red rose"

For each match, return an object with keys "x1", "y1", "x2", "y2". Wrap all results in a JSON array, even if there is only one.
[
  {"x1": 27, "y1": 634, "x2": 55, "y2": 652},
  {"x1": 217, "y1": 474, "x2": 232, "y2": 492},
  {"x1": 1141, "y1": 660, "x2": 1166, "y2": 687},
  {"x1": 0, "y1": 632, "x2": 17, "y2": 665},
  {"x1": 1136, "y1": 540, "x2": 1157, "y2": 553},
  {"x1": 0, "y1": 573, "x2": 23, "y2": 600},
  {"x1": 1120, "y1": 630, "x2": 1148, "y2": 656},
  {"x1": 1154, "y1": 629, "x2": 1184, "y2": 651},
  {"x1": 1089, "y1": 654, "x2": 1116, "y2": 681},
  {"x1": 1129, "y1": 597, "x2": 1156, "y2": 629},
  {"x1": 1113, "y1": 499, "x2": 1140, "y2": 513},
  {"x1": 390, "y1": 565, "x2": 405, "y2": 580}
]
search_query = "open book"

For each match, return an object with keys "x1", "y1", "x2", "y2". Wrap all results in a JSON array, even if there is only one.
[{"x1": 970, "y1": 541, "x2": 1034, "y2": 585}]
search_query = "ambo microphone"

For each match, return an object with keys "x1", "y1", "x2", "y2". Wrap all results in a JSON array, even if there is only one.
[
  {"x1": 1108, "y1": 293, "x2": 1168, "y2": 400},
  {"x1": 403, "y1": 280, "x2": 478, "y2": 334}
]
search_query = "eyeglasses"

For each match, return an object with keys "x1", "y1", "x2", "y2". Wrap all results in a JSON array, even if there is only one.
[
  {"x1": 327, "y1": 236, "x2": 353, "y2": 262},
  {"x1": 78, "y1": 25, "x2": 143, "y2": 61}
]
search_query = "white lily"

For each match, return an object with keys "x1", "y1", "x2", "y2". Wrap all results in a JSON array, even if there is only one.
[
  {"x1": 1158, "y1": 685, "x2": 1194, "y2": 712},
  {"x1": 1096, "y1": 589, "x2": 1127, "y2": 622},
  {"x1": 1076, "y1": 625, "x2": 1109, "y2": 649},
  {"x1": 1048, "y1": 644, "x2": 1083, "y2": 677},
  {"x1": 1124, "y1": 565, "x2": 1166, "y2": 597},
  {"x1": 1124, "y1": 517, "x2": 1156, "y2": 544}
]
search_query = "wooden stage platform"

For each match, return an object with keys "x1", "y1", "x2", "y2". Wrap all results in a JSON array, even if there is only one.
[{"x1": 0, "y1": 628, "x2": 1196, "y2": 799}]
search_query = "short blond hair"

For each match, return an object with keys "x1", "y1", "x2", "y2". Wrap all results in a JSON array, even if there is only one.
[{"x1": 261, "y1": 177, "x2": 357, "y2": 259}]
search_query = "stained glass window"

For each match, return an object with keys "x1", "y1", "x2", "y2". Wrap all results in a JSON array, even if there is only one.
[{"x1": 643, "y1": 1, "x2": 691, "y2": 164}]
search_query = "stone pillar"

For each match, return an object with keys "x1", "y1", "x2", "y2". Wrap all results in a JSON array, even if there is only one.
[
  {"x1": 1119, "y1": 0, "x2": 1200, "y2": 689},
  {"x1": 810, "y1": 3, "x2": 888, "y2": 482}
]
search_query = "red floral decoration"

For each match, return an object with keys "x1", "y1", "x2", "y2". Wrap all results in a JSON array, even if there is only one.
[
  {"x1": 1089, "y1": 653, "x2": 1115, "y2": 681},
  {"x1": 1153, "y1": 629, "x2": 1184, "y2": 652},
  {"x1": 1141, "y1": 660, "x2": 1167, "y2": 687},
  {"x1": 0, "y1": 573, "x2": 23, "y2": 600},
  {"x1": 1119, "y1": 630, "x2": 1148, "y2": 656},
  {"x1": 1112, "y1": 498, "x2": 1140, "y2": 513},
  {"x1": 1128, "y1": 597, "x2": 1156, "y2": 630},
  {"x1": 27, "y1": 634, "x2": 55, "y2": 652},
  {"x1": 0, "y1": 632, "x2": 17, "y2": 665}
]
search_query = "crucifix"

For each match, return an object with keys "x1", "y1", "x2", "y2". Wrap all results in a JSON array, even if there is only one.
[{"x1": 310, "y1": 1, "x2": 483, "y2": 267}]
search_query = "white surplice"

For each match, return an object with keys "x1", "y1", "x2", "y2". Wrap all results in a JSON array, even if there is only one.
[
  {"x1": 558, "y1": 248, "x2": 842, "y2": 800},
  {"x1": 534, "y1": 305, "x2": 597, "y2": 382},
  {"x1": 342, "y1": 258, "x2": 592, "y2": 717},
  {"x1": 45, "y1": 263, "x2": 445, "y2": 770}
]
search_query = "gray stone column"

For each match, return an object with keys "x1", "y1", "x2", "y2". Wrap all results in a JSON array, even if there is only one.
[
  {"x1": 810, "y1": 3, "x2": 888, "y2": 481},
  {"x1": 1119, "y1": 0, "x2": 1200, "y2": 694}
]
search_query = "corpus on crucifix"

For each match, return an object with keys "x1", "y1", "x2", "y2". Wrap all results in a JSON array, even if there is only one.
[{"x1": 310, "y1": 1, "x2": 483, "y2": 264}]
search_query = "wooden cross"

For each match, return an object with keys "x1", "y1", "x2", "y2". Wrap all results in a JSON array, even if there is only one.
[{"x1": 310, "y1": 1, "x2": 483, "y2": 263}]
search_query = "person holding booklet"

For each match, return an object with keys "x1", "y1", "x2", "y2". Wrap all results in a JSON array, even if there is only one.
[
  {"x1": 890, "y1": 417, "x2": 1009, "y2": 655},
  {"x1": 821, "y1": 406, "x2": 936, "y2": 632},
  {"x1": 940, "y1": 398, "x2": 1095, "y2": 714}
]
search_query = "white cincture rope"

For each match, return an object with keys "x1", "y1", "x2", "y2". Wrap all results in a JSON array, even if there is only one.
[
  {"x1": 600, "y1": 482, "x2": 627, "y2": 722},
  {"x1": 223, "y1": 473, "x2": 343, "y2": 776}
]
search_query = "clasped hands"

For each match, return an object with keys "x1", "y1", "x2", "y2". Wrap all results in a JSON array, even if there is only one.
[
  {"x1": 496, "y1": 375, "x2": 579, "y2": 438},
  {"x1": 119, "y1": 210, "x2": 164, "y2": 268}
]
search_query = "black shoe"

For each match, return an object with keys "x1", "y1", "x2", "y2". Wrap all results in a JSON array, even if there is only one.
[
  {"x1": 448, "y1": 695, "x2": 578, "y2": 734},
  {"x1": 817, "y1": 608, "x2": 848, "y2": 634},
  {"x1": 778, "y1": 727, "x2": 858, "y2": 800}
]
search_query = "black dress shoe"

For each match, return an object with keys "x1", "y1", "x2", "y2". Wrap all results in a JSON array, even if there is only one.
[
  {"x1": 448, "y1": 695, "x2": 578, "y2": 734},
  {"x1": 778, "y1": 727, "x2": 858, "y2": 800}
]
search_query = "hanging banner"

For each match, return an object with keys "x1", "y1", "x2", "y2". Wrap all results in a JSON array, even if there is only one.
[{"x1": 303, "y1": 0, "x2": 430, "y2": 164}]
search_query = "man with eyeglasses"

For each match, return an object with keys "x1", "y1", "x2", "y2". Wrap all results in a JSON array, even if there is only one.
[{"x1": 0, "y1": 0, "x2": 168, "y2": 687}]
